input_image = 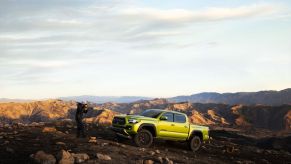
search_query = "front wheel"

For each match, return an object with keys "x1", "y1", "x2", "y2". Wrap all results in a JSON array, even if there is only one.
[
  {"x1": 134, "y1": 129, "x2": 153, "y2": 148},
  {"x1": 189, "y1": 136, "x2": 202, "y2": 152},
  {"x1": 115, "y1": 134, "x2": 126, "y2": 143}
]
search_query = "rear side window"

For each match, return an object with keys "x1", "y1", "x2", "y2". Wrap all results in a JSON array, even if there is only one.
[
  {"x1": 162, "y1": 112, "x2": 174, "y2": 122},
  {"x1": 174, "y1": 114, "x2": 186, "y2": 123}
]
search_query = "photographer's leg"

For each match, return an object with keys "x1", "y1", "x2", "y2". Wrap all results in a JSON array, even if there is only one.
[
  {"x1": 76, "y1": 121, "x2": 81, "y2": 138},
  {"x1": 80, "y1": 121, "x2": 86, "y2": 138}
]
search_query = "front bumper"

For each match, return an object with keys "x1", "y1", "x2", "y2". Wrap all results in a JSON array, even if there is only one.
[{"x1": 110, "y1": 126, "x2": 133, "y2": 139}]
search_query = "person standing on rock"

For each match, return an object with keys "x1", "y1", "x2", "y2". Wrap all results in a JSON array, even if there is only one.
[{"x1": 75, "y1": 102, "x2": 88, "y2": 138}]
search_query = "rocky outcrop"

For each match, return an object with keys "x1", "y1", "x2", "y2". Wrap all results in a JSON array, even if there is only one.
[
  {"x1": 0, "y1": 100, "x2": 118, "y2": 126},
  {"x1": 71, "y1": 153, "x2": 89, "y2": 163},
  {"x1": 188, "y1": 110, "x2": 214, "y2": 125},
  {"x1": 42, "y1": 127, "x2": 57, "y2": 133},
  {"x1": 83, "y1": 109, "x2": 118, "y2": 125},
  {"x1": 167, "y1": 102, "x2": 192, "y2": 111},
  {"x1": 31, "y1": 151, "x2": 56, "y2": 164},
  {"x1": 57, "y1": 150, "x2": 74, "y2": 164},
  {"x1": 0, "y1": 100, "x2": 75, "y2": 123},
  {"x1": 96, "y1": 153, "x2": 111, "y2": 160},
  {"x1": 107, "y1": 98, "x2": 169, "y2": 114}
]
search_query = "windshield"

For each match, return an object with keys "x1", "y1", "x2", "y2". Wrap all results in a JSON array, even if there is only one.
[{"x1": 141, "y1": 109, "x2": 162, "y2": 118}]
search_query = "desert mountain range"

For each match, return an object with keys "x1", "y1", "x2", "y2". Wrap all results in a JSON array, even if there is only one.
[
  {"x1": 0, "y1": 99, "x2": 290, "y2": 131},
  {"x1": 170, "y1": 88, "x2": 291, "y2": 106},
  {"x1": 59, "y1": 96, "x2": 152, "y2": 103},
  {"x1": 58, "y1": 88, "x2": 291, "y2": 105},
  {"x1": 1, "y1": 88, "x2": 290, "y2": 105}
]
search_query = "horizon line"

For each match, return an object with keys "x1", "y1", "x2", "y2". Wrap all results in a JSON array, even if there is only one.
[{"x1": 1, "y1": 88, "x2": 290, "y2": 100}]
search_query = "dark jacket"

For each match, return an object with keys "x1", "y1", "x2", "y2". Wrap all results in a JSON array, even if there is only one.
[{"x1": 75, "y1": 103, "x2": 87, "y2": 122}]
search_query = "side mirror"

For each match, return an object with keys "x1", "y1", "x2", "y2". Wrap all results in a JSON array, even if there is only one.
[{"x1": 160, "y1": 116, "x2": 168, "y2": 120}]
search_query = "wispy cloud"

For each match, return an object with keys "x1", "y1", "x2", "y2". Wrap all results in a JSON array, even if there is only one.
[
  {"x1": 0, "y1": 2, "x2": 286, "y2": 54},
  {"x1": 121, "y1": 4, "x2": 282, "y2": 22}
]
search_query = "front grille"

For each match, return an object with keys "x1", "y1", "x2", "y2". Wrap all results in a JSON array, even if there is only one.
[{"x1": 112, "y1": 117, "x2": 126, "y2": 125}]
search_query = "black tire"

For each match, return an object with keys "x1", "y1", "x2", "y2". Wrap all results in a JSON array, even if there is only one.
[
  {"x1": 115, "y1": 134, "x2": 126, "y2": 142},
  {"x1": 189, "y1": 136, "x2": 202, "y2": 152},
  {"x1": 134, "y1": 129, "x2": 153, "y2": 148}
]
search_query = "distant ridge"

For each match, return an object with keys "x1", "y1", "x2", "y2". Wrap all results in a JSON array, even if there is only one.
[
  {"x1": 59, "y1": 95, "x2": 152, "y2": 103},
  {"x1": 169, "y1": 88, "x2": 291, "y2": 106},
  {"x1": 0, "y1": 98, "x2": 33, "y2": 103},
  {"x1": 1, "y1": 88, "x2": 290, "y2": 105}
]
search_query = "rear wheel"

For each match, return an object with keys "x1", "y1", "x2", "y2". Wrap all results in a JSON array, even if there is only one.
[
  {"x1": 189, "y1": 136, "x2": 201, "y2": 152},
  {"x1": 134, "y1": 129, "x2": 153, "y2": 148}
]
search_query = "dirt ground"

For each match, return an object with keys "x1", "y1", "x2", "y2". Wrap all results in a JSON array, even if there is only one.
[{"x1": 0, "y1": 122, "x2": 290, "y2": 164}]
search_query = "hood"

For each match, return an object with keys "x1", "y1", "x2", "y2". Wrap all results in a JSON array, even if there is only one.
[
  {"x1": 127, "y1": 115, "x2": 156, "y2": 121},
  {"x1": 114, "y1": 114, "x2": 157, "y2": 121}
]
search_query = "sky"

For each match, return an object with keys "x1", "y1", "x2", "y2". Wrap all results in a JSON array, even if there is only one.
[{"x1": 0, "y1": 0, "x2": 290, "y2": 99}]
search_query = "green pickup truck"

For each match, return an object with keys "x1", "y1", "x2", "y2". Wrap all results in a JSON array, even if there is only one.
[{"x1": 111, "y1": 109, "x2": 209, "y2": 152}]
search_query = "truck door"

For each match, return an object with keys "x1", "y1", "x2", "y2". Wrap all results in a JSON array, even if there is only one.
[
  {"x1": 157, "y1": 112, "x2": 176, "y2": 138},
  {"x1": 172, "y1": 113, "x2": 189, "y2": 139}
]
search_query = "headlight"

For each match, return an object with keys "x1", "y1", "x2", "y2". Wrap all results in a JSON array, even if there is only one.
[{"x1": 128, "y1": 119, "x2": 139, "y2": 124}]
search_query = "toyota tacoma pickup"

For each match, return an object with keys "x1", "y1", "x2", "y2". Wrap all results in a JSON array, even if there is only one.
[{"x1": 111, "y1": 109, "x2": 209, "y2": 152}]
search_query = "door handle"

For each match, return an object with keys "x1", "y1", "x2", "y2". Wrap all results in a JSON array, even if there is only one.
[
  {"x1": 171, "y1": 124, "x2": 175, "y2": 126},
  {"x1": 184, "y1": 126, "x2": 188, "y2": 128}
]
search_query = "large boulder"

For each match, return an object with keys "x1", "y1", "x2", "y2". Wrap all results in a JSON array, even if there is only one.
[
  {"x1": 144, "y1": 159, "x2": 154, "y2": 164},
  {"x1": 57, "y1": 150, "x2": 74, "y2": 164},
  {"x1": 31, "y1": 150, "x2": 56, "y2": 164},
  {"x1": 96, "y1": 153, "x2": 111, "y2": 160},
  {"x1": 71, "y1": 153, "x2": 89, "y2": 163},
  {"x1": 42, "y1": 127, "x2": 57, "y2": 133}
]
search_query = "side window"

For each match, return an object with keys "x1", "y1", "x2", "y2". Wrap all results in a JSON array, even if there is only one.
[
  {"x1": 174, "y1": 114, "x2": 186, "y2": 123},
  {"x1": 162, "y1": 112, "x2": 174, "y2": 122}
]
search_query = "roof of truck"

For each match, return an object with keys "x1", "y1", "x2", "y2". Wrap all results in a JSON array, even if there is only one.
[{"x1": 145, "y1": 109, "x2": 187, "y2": 115}]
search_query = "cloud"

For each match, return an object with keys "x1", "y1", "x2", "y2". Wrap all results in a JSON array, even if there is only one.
[
  {"x1": 0, "y1": 2, "x2": 287, "y2": 62},
  {"x1": 0, "y1": 2, "x2": 285, "y2": 54},
  {"x1": 9, "y1": 60, "x2": 70, "y2": 68},
  {"x1": 0, "y1": 2, "x2": 285, "y2": 33},
  {"x1": 120, "y1": 4, "x2": 282, "y2": 23},
  {"x1": 0, "y1": 1, "x2": 287, "y2": 53}
]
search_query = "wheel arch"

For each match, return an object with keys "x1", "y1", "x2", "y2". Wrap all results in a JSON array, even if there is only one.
[
  {"x1": 138, "y1": 123, "x2": 157, "y2": 137},
  {"x1": 190, "y1": 130, "x2": 203, "y2": 140}
]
